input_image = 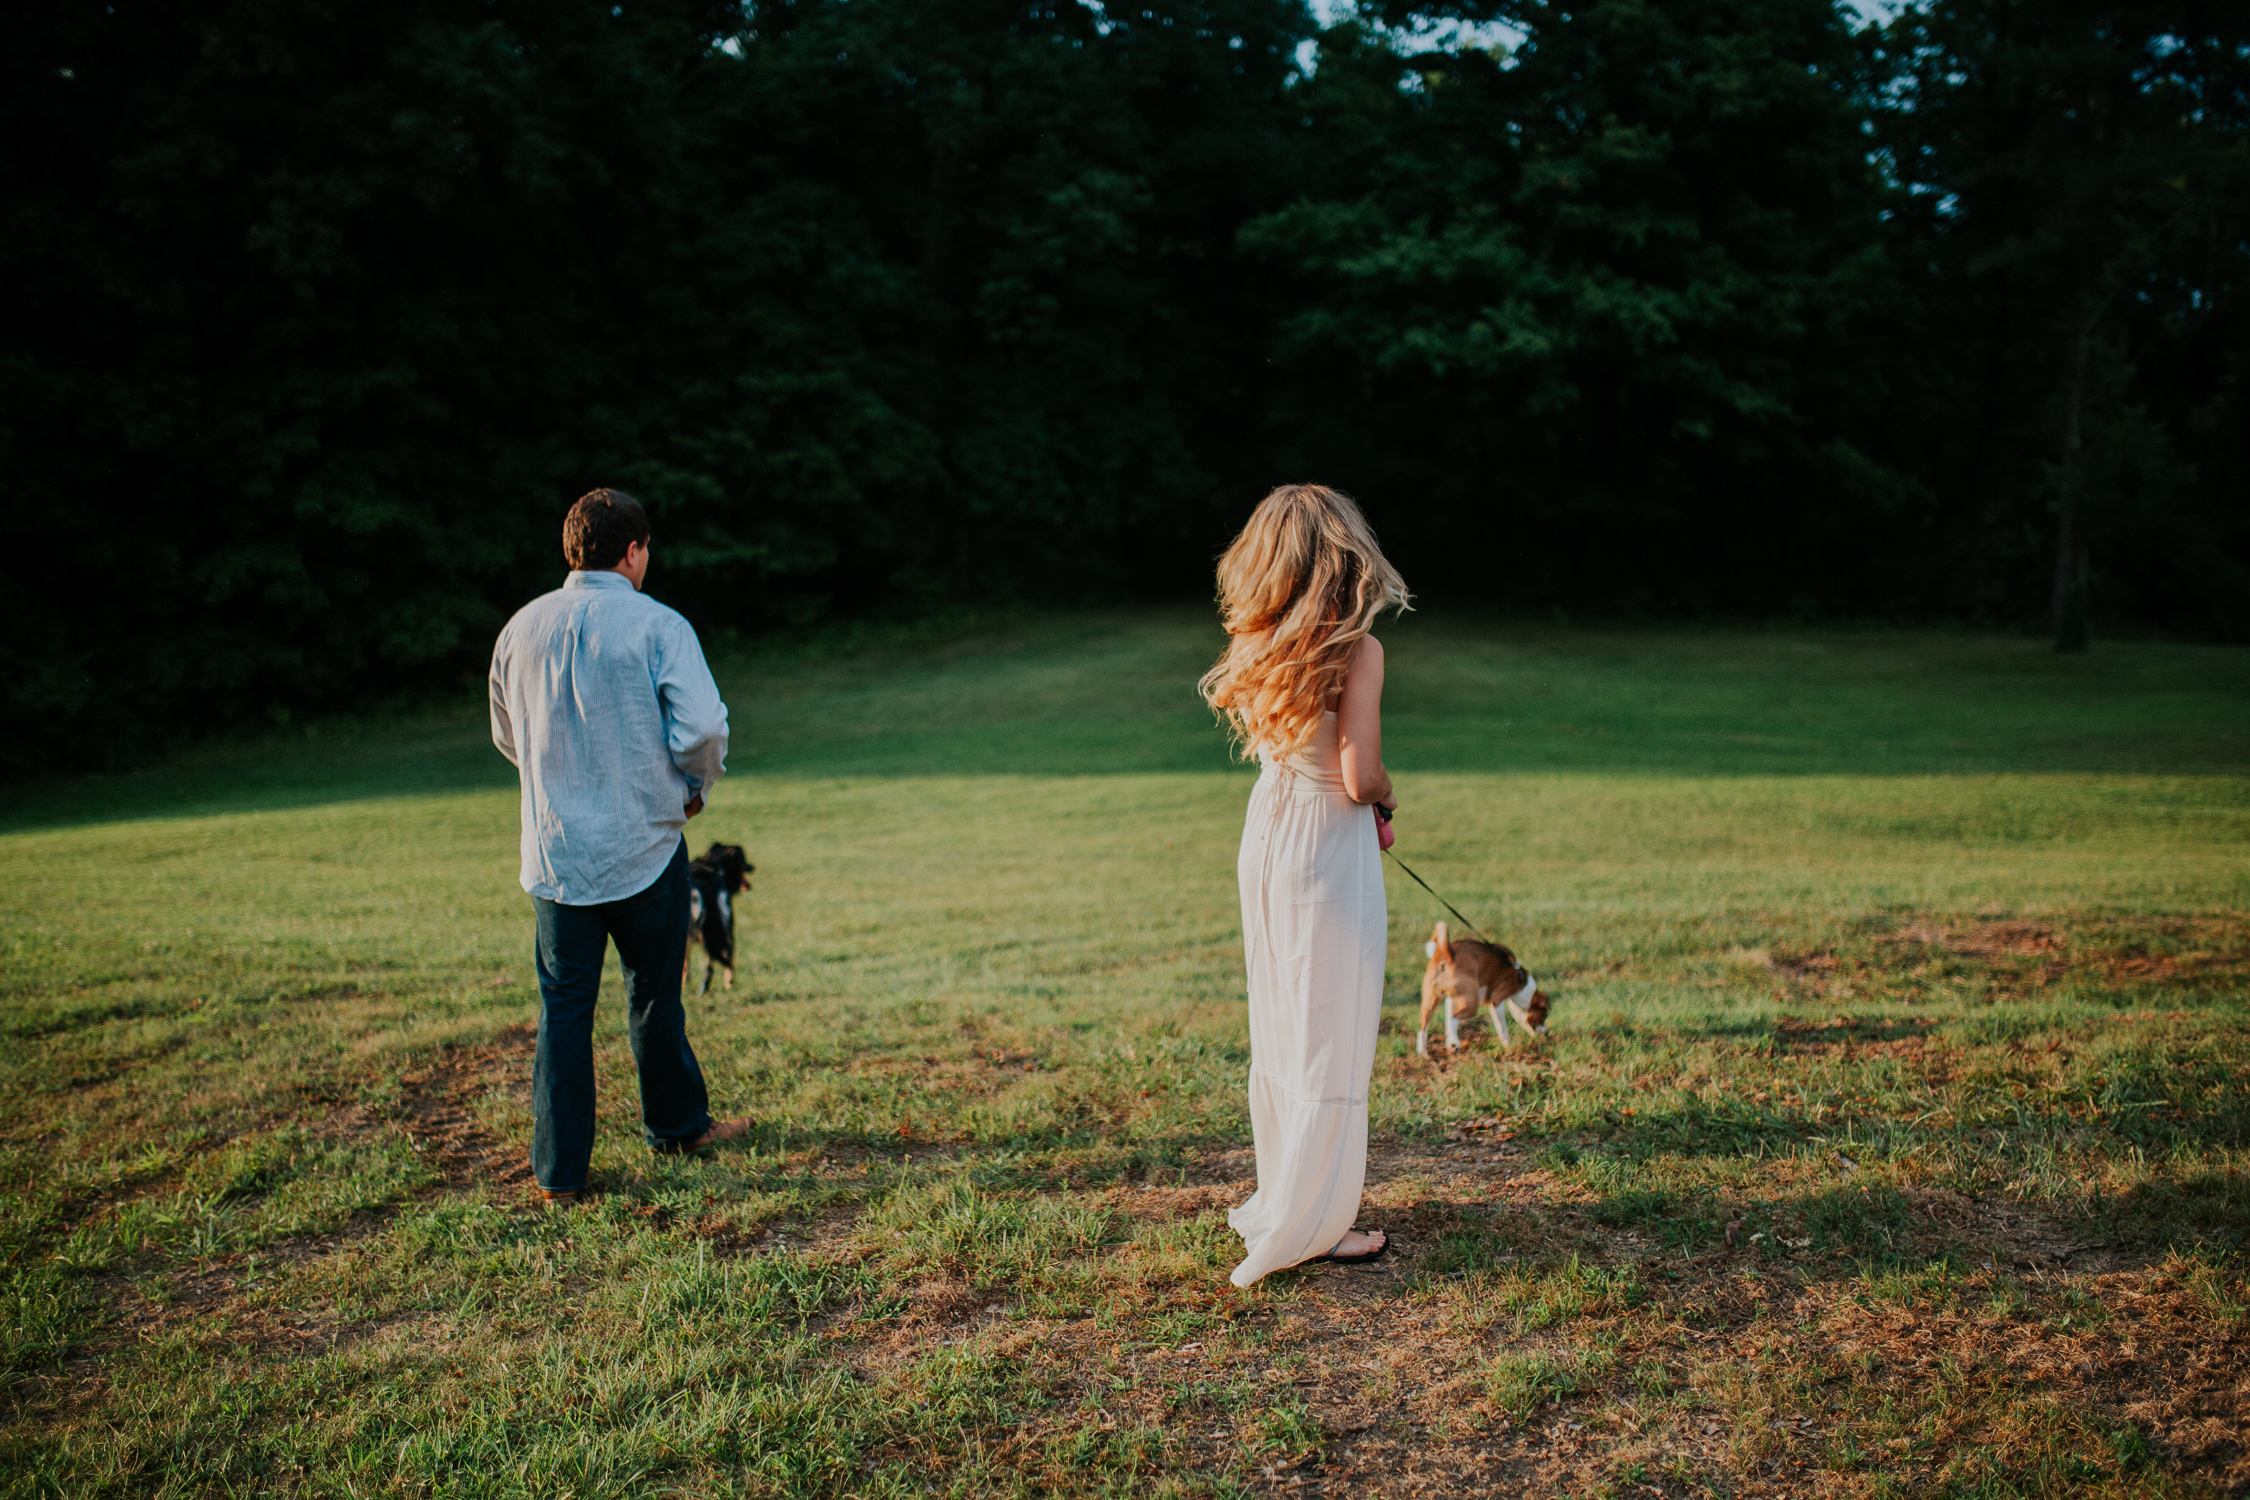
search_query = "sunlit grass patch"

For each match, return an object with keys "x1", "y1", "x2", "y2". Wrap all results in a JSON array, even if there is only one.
[
  {"x1": 1484, "y1": 1347, "x2": 1601, "y2": 1419},
  {"x1": 1440, "y1": 1253, "x2": 1649, "y2": 1336},
  {"x1": 858, "y1": 1175, "x2": 1118, "y2": 1289},
  {"x1": 1245, "y1": 1398, "x2": 1324, "y2": 1459}
]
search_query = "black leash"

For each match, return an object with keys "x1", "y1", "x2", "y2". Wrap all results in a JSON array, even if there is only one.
[{"x1": 1373, "y1": 806, "x2": 1493, "y2": 943}]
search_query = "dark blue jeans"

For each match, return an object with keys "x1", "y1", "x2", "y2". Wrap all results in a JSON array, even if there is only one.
[{"x1": 530, "y1": 840, "x2": 713, "y2": 1193}]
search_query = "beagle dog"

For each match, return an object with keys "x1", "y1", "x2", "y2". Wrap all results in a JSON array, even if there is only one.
[{"x1": 1418, "y1": 921, "x2": 1549, "y2": 1054}]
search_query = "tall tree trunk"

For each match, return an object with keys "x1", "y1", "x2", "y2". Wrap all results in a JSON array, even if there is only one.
[{"x1": 2050, "y1": 307, "x2": 2096, "y2": 652}]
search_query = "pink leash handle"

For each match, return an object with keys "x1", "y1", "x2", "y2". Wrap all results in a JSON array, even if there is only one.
[{"x1": 1374, "y1": 802, "x2": 1396, "y2": 851}]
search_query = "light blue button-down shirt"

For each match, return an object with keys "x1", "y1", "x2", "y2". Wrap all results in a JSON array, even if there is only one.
[{"x1": 489, "y1": 571, "x2": 730, "y2": 905}]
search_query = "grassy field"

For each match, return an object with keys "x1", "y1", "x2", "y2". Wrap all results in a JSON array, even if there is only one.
[{"x1": 2, "y1": 609, "x2": 2247, "y2": 1498}]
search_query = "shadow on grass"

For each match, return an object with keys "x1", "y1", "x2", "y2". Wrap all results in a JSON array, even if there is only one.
[{"x1": 1682, "y1": 1015, "x2": 1939, "y2": 1046}]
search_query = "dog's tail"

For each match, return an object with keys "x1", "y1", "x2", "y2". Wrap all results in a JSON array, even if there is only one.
[{"x1": 1424, "y1": 920, "x2": 1451, "y2": 966}]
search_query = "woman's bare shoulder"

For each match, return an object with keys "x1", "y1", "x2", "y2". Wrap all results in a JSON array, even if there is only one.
[{"x1": 1335, "y1": 634, "x2": 1384, "y2": 708}]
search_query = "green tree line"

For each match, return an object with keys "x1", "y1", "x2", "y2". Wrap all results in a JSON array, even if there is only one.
[{"x1": 5, "y1": 0, "x2": 2244, "y2": 773}]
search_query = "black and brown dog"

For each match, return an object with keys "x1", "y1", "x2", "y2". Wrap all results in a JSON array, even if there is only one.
[
  {"x1": 1417, "y1": 921, "x2": 1550, "y2": 1054},
  {"x1": 684, "y1": 843, "x2": 753, "y2": 995}
]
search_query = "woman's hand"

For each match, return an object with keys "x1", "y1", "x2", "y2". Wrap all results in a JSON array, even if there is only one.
[{"x1": 1337, "y1": 635, "x2": 1391, "y2": 806}]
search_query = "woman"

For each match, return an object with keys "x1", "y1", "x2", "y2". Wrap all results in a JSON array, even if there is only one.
[{"x1": 1200, "y1": 484, "x2": 1409, "y2": 1287}]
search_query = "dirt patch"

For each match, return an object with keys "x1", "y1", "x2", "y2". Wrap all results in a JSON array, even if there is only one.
[
  {"x1": 816, "y1": 1186, "x2": 2247, "y2": 1498},
  {"x1": 1886, "y1": 918, "x2": 2064, "y2": 959},
  {"x1": 1816, "y1": 1257, "x2": 2250, "y2": 1490},
  {"x1": 1764, "y1": 948, "x2": 1906, "y2": 1009},
  {"x1": 1882, "y1": 914, "x2": 2250, "y2": 1001},
  {"x1": 1941, "y1": 920, "x2": 2064, "y2": 959},
  {"x1": 96, "y1": 1234, "x2": 461, "y2": 1373},
  {"x1": 1770, "y1": 948, "x2": 1843, "y2": 979},
  {"x1": 1956, "y1": 1195, "x2": 2147, "y2": 1276},
  {"x1": 392, "y1": 1023, "x2": 537, "y2": 1200},
  {"x1": 1113, "y1": 1183, "x2": 1247, "y2": 1222},
  {"x1": 2107, "y1": 953, "x2": 2195, "y2": 982},
  {"x1": 2094, "y1": 940, "x2": 2250, "y2": 988},
  {"x1": 73, "y1": 1026, "x2": 545, "y2": 1369},
  {"x1": 847, "y1": 1049, "x2": 1050, "y2": 1100},
  {"x1": 1771, "y1": 1014, "x2": 1945, "y2": 1057},
  {"x1": 834, "y1": 1277, "x2": 1603, "y2": 1494}
]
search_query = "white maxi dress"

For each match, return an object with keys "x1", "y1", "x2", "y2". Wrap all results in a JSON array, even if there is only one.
[{"x1": 1227, "y1": 711, "x2": 1387, "y2": 1287}]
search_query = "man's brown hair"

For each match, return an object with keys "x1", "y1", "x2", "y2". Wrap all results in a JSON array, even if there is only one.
[{"x1": 563, "y1": 489, "x2": 651, "y2": 571}]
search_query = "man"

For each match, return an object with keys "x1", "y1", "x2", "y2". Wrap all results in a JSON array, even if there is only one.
[{"x1": 489, "y1": 488, "x2": 749, "y2": 1204}]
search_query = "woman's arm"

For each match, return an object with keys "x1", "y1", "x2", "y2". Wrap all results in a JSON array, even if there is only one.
[{"x1": 1336, "y1": 635, "x2": 1395, "y2": 808}]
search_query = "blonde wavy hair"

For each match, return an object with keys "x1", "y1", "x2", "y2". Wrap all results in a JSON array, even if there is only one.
[{"x1": 1198, "y1": 484, "x2": 1411, "y2": 761}]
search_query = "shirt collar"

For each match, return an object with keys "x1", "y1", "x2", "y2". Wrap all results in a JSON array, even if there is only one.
[{"x1": 563, "y1": 570, "x2": 637, "y2": 591}]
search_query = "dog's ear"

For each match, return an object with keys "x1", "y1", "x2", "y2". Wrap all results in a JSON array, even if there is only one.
[
  {"x1": 1523, "y1": 988, "x2": 1550, "y2": 1029},
  {"x1": 706, "y1": 845, "x2": 748, "y2": 890}
]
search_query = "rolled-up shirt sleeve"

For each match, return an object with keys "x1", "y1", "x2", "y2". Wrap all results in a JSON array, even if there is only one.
[{"x1": 655, "y1": 620, "x2": 729, "y2": 794}]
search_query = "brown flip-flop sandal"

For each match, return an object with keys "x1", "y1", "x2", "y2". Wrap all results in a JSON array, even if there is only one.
[{"x1": 1309, "y1": 1228, "x2": 1392, "y2": 1265}]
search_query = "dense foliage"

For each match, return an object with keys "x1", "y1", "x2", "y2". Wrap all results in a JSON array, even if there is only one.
[{"x1": 5, "y1": 0, "x2": 2244, "y2": 770}]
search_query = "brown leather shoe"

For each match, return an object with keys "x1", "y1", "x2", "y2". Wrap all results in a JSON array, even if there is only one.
[
  {"x1": 666, "y1": 1117, "x2": 751, "y2": 1154},
  {"x1": 540, "y1": 1188, "x2": 583, "y2": 1208}
]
